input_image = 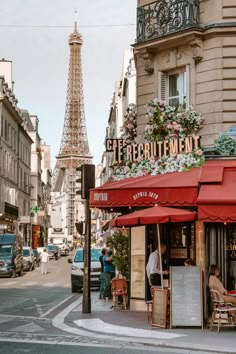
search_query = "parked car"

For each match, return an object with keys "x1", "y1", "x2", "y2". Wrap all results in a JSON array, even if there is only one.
[
  {"x1": 23, "y1": 247, "x2": 35, "y2": 271},
  {"x1": 32, "y1": 249, "x2": 40, "y2": 267},
  {"x1": 59, "y1": 244, "x2": 70, "y2": 256},
  {"x1": 68, "y1": 248, "x2": 101, "y2": 293},
  {"x1": 0, "y1": 234, "x2": 23, "y2": 278},
  {"x1": 47, "y1": 244, "x2": 61, "y2": 260},
  {"x1": 221, "y1": 126, "x2": 236, "y2": 140}
]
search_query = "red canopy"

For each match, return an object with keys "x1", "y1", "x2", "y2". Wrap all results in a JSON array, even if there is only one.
[
  {"x1": 110, "y1": 206, "x2": 196, "y2": 227},
  {"x1": 90, "y1": 168, "x2": 202, "y2": 209},
  {"x1": 198, "y1": 168, "x2": 236, "y2": 222}
]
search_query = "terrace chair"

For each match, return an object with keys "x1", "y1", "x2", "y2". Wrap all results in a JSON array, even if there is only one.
[
  {"x1": 111, "y1": 277, "x2": 128, "y2": 310},
  {"x1": 209, "y1": 287, "x2": 236, "y2": 332}
]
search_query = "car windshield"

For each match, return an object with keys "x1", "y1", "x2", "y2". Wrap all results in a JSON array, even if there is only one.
[
  {"x1": 32, "y1": 249, "x2": 37, "y2": 256},
  {"x1": 48, "y1": 245, "x2": 57, "y2": 251},
  {"x1": 0, "y1": 245, "x2": 13, "y2": 256},
  {"x1": 74, "y1": 249, "x2": 101, "y2": 263},
  {"x1": 23, "y1": 249, "x2": 30, "y2": 256}
]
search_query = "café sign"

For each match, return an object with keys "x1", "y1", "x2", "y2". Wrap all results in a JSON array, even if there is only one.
[{"x1": 106, "y1": 136, "x2": 201, "y2": 164}]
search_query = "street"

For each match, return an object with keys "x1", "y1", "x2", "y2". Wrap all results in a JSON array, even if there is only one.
[{"x1": 0, "y1": 256, "x2": 216, "y2": 354}]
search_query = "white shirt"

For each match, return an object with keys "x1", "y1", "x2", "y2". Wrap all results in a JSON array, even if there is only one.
[
  {"x1": 40, "y1": 251, "x2": 49, "y2": 263},
  {"x1": 146, "y1": 250, "x2": 161, "y2": 280}
]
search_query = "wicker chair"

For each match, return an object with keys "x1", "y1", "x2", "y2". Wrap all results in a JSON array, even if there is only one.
[
  {"x1": 111, "y1": 277, "x2": 128, "y2": 310},
  {"x1": 209, "y1": 287, "x2": 236, "y2": 332}
]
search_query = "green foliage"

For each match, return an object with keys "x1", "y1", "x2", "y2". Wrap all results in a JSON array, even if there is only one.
[
  {"x1": 107, "y1": 230, "x2": 129, "y2": 279},
  {"x1": 215, "y1": 136, "x2": 236, "y2": 155}
]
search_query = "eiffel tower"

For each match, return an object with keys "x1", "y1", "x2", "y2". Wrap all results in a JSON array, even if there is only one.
[{"x1": 52, "y1": 14, "x2": 93, "y2": 236}]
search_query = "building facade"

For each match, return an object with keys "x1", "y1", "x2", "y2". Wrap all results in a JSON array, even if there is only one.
[
  {"x1": 0, "y1": 77, "x2": 32, "y2": 236},
  {"x1": 135, "y1": 0, "x2": 236, "y2": 147}
]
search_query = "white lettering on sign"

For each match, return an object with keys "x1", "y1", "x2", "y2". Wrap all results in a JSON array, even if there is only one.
[
  {"x1": 133, "y1": 191, "x2": 158, "y2": 201},
  {"x1": 94, "y1": 193, "x2": 108, "y2": 201}
]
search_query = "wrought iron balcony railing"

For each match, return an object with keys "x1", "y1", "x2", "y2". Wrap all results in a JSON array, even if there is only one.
[{"x1": 137, "y1": 0, "x2": 200, "y2": 43}]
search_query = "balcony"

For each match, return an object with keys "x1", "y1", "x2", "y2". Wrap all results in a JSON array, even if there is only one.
[{"x1": 137, "y1": 0, "x2": 200, "y2": 43}]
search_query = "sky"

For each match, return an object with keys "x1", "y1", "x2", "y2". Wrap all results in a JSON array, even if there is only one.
[{"x1": 0, "y1": 0, "x2": 137, "y2": 167}]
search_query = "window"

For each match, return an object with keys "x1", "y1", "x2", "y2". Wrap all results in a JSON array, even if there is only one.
[{"x1": 158, "y1": 66, "x2": 190, "y2": 107}]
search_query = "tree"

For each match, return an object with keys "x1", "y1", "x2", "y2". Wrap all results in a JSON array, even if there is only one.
[{"x1": 107, "y1": 230, "x2": 129, "y2": 279}]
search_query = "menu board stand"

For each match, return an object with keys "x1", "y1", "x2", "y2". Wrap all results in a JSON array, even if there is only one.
[
  {"x1": 170, "y1": 266, "x2": 203, "y2": 329},
  {"x1": 152, "y1": 288, "x2": 168, "y2": 328}
]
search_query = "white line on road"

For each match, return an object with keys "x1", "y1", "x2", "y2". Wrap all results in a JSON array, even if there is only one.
[
  {"x1": 0, "y1": 314, "x2": 51, "y2": 322},
  {"x1": 40, "y1": 295, "x2": 75, "y2": 318},
  {"x1": 21, "y1": 282, "x2": 38, "y2": 286},
  {"x1": 33, "y1": 298, "x2": 44, "y2": 316}
]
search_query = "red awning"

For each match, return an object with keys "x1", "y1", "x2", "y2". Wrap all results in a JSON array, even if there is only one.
[
  {"x1": 110, "y1": 206, "x2": 196, "y2": 227},
  {"x1": 198, "y1": 168, "x2": 236, "y2": 222},
  {"x1": 90, "y1": 168, "x2": 202, "y2": 209}
]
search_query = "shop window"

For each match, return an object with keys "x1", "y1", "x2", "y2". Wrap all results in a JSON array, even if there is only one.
[
  {"x1": 169, "y1": 223, "x2": 194, "y2": 266},
  {"x1": 158, "y1": 66, "x2": 190, "y2": 107}
]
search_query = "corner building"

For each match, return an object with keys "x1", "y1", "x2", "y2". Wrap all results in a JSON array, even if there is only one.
[{"x1": 134, "y1": 0, "x2": 236, "y2": 147}]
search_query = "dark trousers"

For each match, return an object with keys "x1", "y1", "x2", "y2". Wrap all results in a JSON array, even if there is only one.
[
  {"x1": 150, "y1": 273, "x2": 161, "y2": 286},
  {"x1": 104, "y1": 271, "x2": 115, "y2": 298}
]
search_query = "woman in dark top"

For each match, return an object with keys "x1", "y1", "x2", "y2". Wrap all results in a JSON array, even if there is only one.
[{"x1": 99, "y1": 248, "x2": 106, "y2": 299}]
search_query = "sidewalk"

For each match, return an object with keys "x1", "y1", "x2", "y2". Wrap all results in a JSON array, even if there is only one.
[{"x1": 63, "y1": 292, "x2": 236, "y2": 354}]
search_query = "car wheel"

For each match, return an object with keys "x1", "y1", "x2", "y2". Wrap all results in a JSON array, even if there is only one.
[
  {"x1": 11, "y1": 268, "x2": 16, "y2": 278},
  {"x1": 71, "y1": 285, "x2": 78, "y2": 293}
]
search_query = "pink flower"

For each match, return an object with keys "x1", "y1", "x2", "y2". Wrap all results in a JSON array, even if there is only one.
[{"x1": 196, "y1": 149, "x2": 203, "y2": 156}]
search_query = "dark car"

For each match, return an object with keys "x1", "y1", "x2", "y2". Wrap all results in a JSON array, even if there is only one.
[
  {"x1": 47, "y1": 244, "x2": 61, "y2": 260},
  {"x1": 0, "y1": 234, "x2": 23, "y2": 277}
]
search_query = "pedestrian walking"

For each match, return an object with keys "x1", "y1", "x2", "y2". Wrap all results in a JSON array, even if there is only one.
[
  {"x1": 40, "y1": 248, "x2": 49, "y2": 275},
  {"x1": 99, "y1": 248, "x2": 106, "y2": 299}
]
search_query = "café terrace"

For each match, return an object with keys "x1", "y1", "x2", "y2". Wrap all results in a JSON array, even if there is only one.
[{"x1": 106, "y1": 135, "x2": 201, "y2": 163}]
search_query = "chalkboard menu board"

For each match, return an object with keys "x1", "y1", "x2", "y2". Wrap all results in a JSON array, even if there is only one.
[
  {"x1": 170, "y1": 266, "x2": 203, "y2": 328},
  {"x1": 152, "y1": 288, "x2": 168, "y2": 328}
]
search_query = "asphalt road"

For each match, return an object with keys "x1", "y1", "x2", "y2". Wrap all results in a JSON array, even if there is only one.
[{"x1": 0, "y1": 254, "x2": 75, "y2": 318}]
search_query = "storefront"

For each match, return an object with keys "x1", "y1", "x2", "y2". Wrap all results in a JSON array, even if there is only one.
[{"x1": 91, "y1": 159, "x2": 236, "y2": 314}]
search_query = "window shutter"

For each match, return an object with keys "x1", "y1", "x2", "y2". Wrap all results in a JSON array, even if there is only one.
[{"x1": 158, "y1": 71, "x2": 167, "y2": 101}]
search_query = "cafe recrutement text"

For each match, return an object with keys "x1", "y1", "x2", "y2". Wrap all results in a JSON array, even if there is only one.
[{"x1": 106, "y1": 136, "x2": 201, "y2": 164}]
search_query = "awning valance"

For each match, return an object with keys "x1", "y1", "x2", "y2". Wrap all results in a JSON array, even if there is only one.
[
  {"x1": 110, "y1": 206, "x2": 196, "y2": 227},
  {"x1": 198, "y1": 168, "x2": 236, "y2": 222},
  {"x1": 90, "y1": 168, "x2": 202, "y2": 209}
]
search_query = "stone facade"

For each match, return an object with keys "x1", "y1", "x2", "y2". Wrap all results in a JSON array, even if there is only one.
[{"x1": 134, "y1": 0, "x2": 236, "y2": 148}]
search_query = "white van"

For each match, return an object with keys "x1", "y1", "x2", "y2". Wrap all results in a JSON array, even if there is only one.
[{"x1": 68, "y1": 248, "x2": 101, "y2": 293}]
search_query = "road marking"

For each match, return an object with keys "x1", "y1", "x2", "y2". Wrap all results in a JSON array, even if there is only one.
[
  {"x1": 42, "y1": 283, "x2": 57, "y2": 287},
  {"x1": 22, "y1": 282, "x2": 38, "y2": 286},
  {"x1": 1, "y1": 281, "x2": 17, "y2": 286},
  {"x1": 33, "y1": 298, "x2": 44, "y2": 316},
  {"x1": 9, "y1": 322, "x2": 45, "y2": 333},
  {"x1": 0, "y1": 338, "x2": 130, "y2": 349},
  {"x1": 0, "y1": 314, "x2": 51, "y2": 323},
  {"x1": 75, "y1": 318, "x2": 184, "y2": 340},
  {"x1": 40, "y1": 294, "x2": 74, "y2": 318}
]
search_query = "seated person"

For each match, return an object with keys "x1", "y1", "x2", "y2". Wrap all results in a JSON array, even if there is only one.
[{"x1": 208, "y1": 264, "x2": 236, "y2": 305}]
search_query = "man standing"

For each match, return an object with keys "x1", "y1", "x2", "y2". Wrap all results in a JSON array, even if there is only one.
[
  {"x1": 146, "y1": 242, "x2": 168, "y2": 286},
  {"x1": 103, "y1": 249, "x2": 115, "y2": 300},
  {"x1": 40, "y1": 248, "x2": 49, "y2": 275},
  {"x1": 99, "y1": 248, "x2": 106, "y2": 299}
]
